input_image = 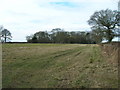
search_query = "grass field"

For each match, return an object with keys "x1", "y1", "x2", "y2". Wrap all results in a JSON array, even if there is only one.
[{"x1": 2, "y1": 44, "x2": 118, "y2": 88}]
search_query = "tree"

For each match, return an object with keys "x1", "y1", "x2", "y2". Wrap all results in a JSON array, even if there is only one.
[
  {"x1": 26, "y1": 29, "x2": 96, "y2": 44},
  {"x1": 26, "y1": 31, "x2": 51, "y2": 43},
  {"x1": 26, "y1": 34, "x2": 34, "y2": 43},
  {"x1": 91, "y1": 28, "x2": 104, "y2": 43},
  {"x1": 34, "y1": 31, "x2": 50, "y2": 43},
  {"x1": 1, "y1": 28, "x2": 12, "y2": 43},
  {"x1": 31, "y1": 35, "x2": 38, "y2": 43},
  {"x1": 88, "y1": 9, "x2": 119, "y2": 42},
  {"x1": 51, "y1": 28, "x2": 65, "y2": 43}
]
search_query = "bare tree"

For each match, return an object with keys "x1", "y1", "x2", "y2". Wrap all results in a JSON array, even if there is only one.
[{"x1": 88, "y1": 9, "x2": 119, "y2": 42}]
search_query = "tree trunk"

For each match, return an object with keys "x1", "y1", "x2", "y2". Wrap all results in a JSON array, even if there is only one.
[
  {"x1": 5, "y1": 37, "x2": 6, "y2": 43},
  {"x1": 107, "y1": 28, "x2": 112, "y2": 43},
  {"x1": 5, "y1": 31, "x2": 6, "y2": 43},
  {"x1": 108, "y1": 38, "x2": 112, "y2": 43}
]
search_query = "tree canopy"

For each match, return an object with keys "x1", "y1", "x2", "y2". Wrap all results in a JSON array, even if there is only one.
[
  {"x1": 88, "y1": 9, "x2": 119, "y2": 42},
  {"x1": 26, "y1": 28, "x2": 96, "y2": 44},
  {"x1": 0, "y1": 26, "x2": 12, "y2": 43}
]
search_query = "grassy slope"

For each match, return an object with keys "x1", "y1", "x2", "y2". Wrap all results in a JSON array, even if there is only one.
[{"x1": 2, "y1": 44, "x2": 118, "y2": 88}]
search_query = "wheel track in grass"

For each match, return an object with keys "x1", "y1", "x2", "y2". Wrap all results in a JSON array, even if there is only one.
[{"x1": 3, "y1": 44, "x2": 118, "y2": 88}]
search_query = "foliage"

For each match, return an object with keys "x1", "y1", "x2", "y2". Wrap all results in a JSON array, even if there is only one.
[
  {"x1": 26, "y1": 28, "x2": 96, "y2": 44},
  {"x1": 88, "y1": 9, "x2": 119, "y2": 42},
  {"x1": 0, "y1": 26, "x2": 12, "y2": 43}
]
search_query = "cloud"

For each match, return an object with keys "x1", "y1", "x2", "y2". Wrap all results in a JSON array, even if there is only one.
[
  {"x1": 0, "y1": 0, "x2": 118, "y2": 42},
  {"x1": 49, "y1": 2, "x2": 77, "y2": 7}
]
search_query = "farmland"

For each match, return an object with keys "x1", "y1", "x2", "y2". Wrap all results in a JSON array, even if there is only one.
[{"x1": 2, "y1": 43, "x2": 118, "y2": 88}]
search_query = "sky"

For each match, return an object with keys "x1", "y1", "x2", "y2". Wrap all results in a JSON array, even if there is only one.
[{"x1": 0, "y1": 0, "x2": 119, "y2": 42}]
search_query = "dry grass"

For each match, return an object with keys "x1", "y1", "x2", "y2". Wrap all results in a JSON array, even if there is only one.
[{"x1": 2, "y1": 43, "x2": 118, "y2": 88}]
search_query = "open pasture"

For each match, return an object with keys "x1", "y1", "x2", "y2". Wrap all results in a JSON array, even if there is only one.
[{"x1": 2, "y1": 44, "x2": 118, "y2": 88}]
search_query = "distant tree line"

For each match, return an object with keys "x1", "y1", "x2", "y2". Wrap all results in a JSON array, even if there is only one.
[
  {"x1": 26, "y1": 28, "x2": 96, "y2": 44},
  {"x1": 26, "y1": 9, "x2": 119, "y2": 44},
  {"x1": 0, "y1": 9, "x2": 119, "y2": 43}
]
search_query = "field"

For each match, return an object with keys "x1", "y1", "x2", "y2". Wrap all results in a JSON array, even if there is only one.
[{"x1": 2, "y1": 44, "x2": 118, "y2": 88}]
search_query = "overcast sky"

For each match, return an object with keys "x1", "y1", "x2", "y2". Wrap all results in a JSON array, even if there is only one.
[{"x1": 0, "y1": 0, "x2": 118, "y2": 42}]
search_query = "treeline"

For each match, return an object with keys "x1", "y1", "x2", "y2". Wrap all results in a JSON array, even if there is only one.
[
  {"x1": 26, "y1": 9, "x2": 119, "y2": 44},
  {"x1": 26, "y1": 28, "x2": 97, "y2": 44},
  {"x1": 1, "y1": 9, "x2": 119, "y2": 43}
]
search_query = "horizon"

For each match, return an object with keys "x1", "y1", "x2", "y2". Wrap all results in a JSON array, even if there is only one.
[{"x1": 0, "y1": 0, "x2": 119, "y2": 42}]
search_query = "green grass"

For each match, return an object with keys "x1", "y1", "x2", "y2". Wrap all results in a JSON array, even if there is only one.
[{"x1": 2, "y1": 44, "x2": 118, "y2": 88}]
